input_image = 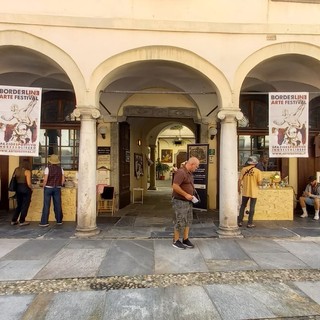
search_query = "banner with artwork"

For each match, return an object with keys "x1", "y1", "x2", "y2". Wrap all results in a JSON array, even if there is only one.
[
  {"x1": 187, "y1": 143, "x2": 209, "y2": 211},
  {"x1": 0, "y1": 85, "x2": 42, "y2": 156},
  {"x1": 269, "y1": 92, "x2": 308, "y2": 158}
]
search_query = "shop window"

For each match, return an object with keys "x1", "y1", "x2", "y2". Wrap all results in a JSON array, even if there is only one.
[
  {"x1": 33, "y1": 128, "x2": 79, "y2": 170},
  {"x1": 238, "y1": 134, "x2": 280, "y2": 171},
  {"x1": 32, "y1": 91, "x2": 80, "y2": 170}
]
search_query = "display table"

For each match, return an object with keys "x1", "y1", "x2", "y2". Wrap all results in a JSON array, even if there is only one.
[
  {"x1": 27, "y1": 187, "x2": 77, "y2": 222},
  {"x1": 243, "y1": 187, "x2": 294, "y2": 221}
]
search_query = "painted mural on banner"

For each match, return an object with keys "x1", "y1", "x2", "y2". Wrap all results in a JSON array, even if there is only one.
[
  {"x1": 0, "y1": 85, "x2": 42, "y2": 156},
  {"x1": 269, "y1": 92, "x2": 308, "y2": 158}
]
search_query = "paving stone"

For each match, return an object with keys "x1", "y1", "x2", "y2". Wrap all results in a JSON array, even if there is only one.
[
  {"x1": 237, "y1": 238, "x2": 294, "y2": 253},
  {"x1": 0, "y1": 239, "x2": 28, "y2": 259},
  {"x1": 135, "y1": 216, "x2": 171, "y2": 227},
  {"x1": 197, "y1": 239, "x2": 251, "y2": 260},
  {"x1": 0, "y1": 259, "x2": 49, "y2": 281},
  {"x1": 34, "y1": 248, "x2": 107, "y2": 279},
  {"x1": 65, "y1": 239, "x2": 112, "y2": 249},
  {"x1": 247, "y1": 252, "x2": 309, "y2": 269},
  {"x1": 241, "y1": 227, "x2": 298, "y2": 238},
  {"x1": 115, "y1": 216, "x2": 136, "y2": 227},
  {"x1": 290, "y1": 227, "x2": 320, "y2": 238},
  {"x1": 100, "y1": 227, "x2": 154, "y2": 239},
  {"x1": 2, "y1": 239, "x2": 68, "y2": 261},
  {"x1": 294, "y1": 281, "x2": 320, "y2": 304},
  {"x1": 154, "y1": 239, "x2": 208, "y2": 274},
  {"x1": 103, "y1": 286, "x2": 221, "y2": 320},
  {"x1": 45, "y1": 291, "x2": 105, "y2": 320},
  {"x1": 276, "y1": 240, "x2": 320, "y2": 268},
  {"x1": 98, "y1": 240, "x2": 154, "y2": 276},
  {"x1": 0, "y1": 295, "x2": 35, "y2": 320},
  {"x1": 205, "y1": 259, "x2": 259, "y2": 272},
  {"x1": 205, "y1": 282, "x2": 320, "y2": 319}
]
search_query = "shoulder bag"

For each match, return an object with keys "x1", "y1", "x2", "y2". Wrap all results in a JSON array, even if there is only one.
[{"x1": 8, "y1": 171, "x2": 18, "y2": 192}]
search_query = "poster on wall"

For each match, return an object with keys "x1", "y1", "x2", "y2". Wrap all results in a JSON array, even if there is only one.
[
  {"x1": 0, "y1": 85, "x2": 42, "y2": 156},
  {"x1": 134, "y1": 153, "x2": 144, "y2": 178},
  {"x1": 269, "y1": 92, "x2": 309, "y2": 158},
  {"x1": 187, "y1": 143, "x2": 209, "y2": 211}
]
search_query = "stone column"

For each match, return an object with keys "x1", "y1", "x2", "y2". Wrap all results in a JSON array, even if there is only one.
[
  {"x1": 73, "y1": 106, "x2": 101, "y2": 237},
  {"x1": 217, "y1": 110, "x2": 243, "y2": 237},
  {"x1": 148, "y1": 145, "x2": 157, "y2": 190}
]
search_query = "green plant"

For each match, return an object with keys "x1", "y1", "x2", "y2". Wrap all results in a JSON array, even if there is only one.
[{"x1": 156, "y1": 161, "x2": 170, "y2": 179}]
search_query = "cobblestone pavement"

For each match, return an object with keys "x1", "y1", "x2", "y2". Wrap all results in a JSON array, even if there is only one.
[
  {"x1": 1, "y1": 269, "x2": 320, "y2": 296},
  {"x1": 1, "y1": 185, "x2": 320, "y2": 319}
]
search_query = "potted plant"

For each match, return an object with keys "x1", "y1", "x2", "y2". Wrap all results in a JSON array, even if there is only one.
[{"x1": 156, "y1": 161, "x2": 170, "y2": 180}]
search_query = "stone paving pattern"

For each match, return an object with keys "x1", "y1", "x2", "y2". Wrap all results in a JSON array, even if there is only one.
[{"x1": 1, "y1": 186, "x2": 320, "y2": 319}]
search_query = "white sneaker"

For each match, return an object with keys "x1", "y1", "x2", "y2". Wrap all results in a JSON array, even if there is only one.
[
  {"x1": 300, "y1": 213, "x2": 308, "y2": 218},
  {"x1": 313, "y1": 215, "x2": 319, "y2": 220}
]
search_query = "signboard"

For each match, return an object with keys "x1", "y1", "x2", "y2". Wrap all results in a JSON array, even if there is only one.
[
  {"x1": 0, "y1": 85, "x2": 42, "y2": 156},
  {"x1": 187, "y1": 143, "x2": 209, "y2": 211},
  {"x1": 97, "y1": 146, "x2": 111, "y2": 155},
  {"x1": 269, "y1": 92, "x2": 309, "y2": 158}
]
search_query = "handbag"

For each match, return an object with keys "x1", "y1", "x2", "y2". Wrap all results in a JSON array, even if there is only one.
[{"x1": 8, "y1": 173, "x2": 18, "y2": 192}]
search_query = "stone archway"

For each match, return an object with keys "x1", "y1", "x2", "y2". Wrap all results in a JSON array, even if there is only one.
[{"x1": 0, "y1": 30, "x2": 86, "y2": 102}]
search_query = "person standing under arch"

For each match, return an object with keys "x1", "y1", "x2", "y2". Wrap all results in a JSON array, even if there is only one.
[
  {"x1": 11, "y1": 159, "x2": 33, "y2": 226},
  {"x1": 171, "y1": 156, "x2": 200, "y2": 249},
  {"x1": 238, "y1": 155, "x2": 262, "y2": 228},
  {"x1": 39, "y1": 154, "x2": 65, "y2": 227}
]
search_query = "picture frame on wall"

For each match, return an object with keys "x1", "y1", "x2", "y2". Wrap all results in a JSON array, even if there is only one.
[
  {"x1": 134, "y1": 153, "x2": 144, "y2": 178},
  {"x1": 188, "y1": 145, "x2": 207, "y2": 164},
  {"x1": 161, "y1": 149, "x2": 173, "y2": 163}
]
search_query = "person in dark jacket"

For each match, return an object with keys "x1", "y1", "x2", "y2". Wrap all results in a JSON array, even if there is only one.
[
  {"x1": 11, "y1": 159, "x2": 33, "y2": 226},
  {"x1": 39, "y1": 154, "x2": 65, "y2": 227}
]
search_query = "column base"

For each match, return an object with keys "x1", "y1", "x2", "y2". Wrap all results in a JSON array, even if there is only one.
[
  {"x1": 75, "y1": 226, "x2": 100, "y2": 238},
  {"x1": 217, "y1": 225, "x2": 243, "y2": 238}
]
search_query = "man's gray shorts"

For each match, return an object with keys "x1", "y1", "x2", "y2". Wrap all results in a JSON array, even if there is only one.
[{"x1": 172, "y1": 198, "x2": 193, "y2": 232}]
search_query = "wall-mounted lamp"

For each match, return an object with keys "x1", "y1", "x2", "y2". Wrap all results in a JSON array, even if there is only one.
[
  {"x1": 99, "y1": 126, "x2": 107, "y2": 139},
  {"x1": 137, "y1": 139, "x2": 142, "y2": 146},
  {"x1": 208, "y1": 127, "x2": 218, "y2": 140}
]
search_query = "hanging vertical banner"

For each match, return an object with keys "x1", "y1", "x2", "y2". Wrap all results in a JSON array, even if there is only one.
[
  {"x1": 187, "y1": 143, "x2": 209, "y2": 211},
  {"x1": 0, "y1": 85, "x2": 42, "y2": 156},
  {"x1": 269, "y1": 92, "x2": 308, "y2": 158}
]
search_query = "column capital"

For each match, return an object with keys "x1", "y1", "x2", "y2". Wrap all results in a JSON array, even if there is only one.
[
  {"x1": 73, "y1": 105, "x2": 101, "y2": 119},
  {"x1": 217, "y1": 110, "x2": 243, "y2": 122}
]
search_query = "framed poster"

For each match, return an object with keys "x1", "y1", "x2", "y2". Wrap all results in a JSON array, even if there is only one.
[
  {"x1": 161, "y1": 149, "x2": 173, "y2": 163},
  {"x1": 187, "y1": 143, "x2": 209, "y2": 211},
  {"x1": 134, "y1": 153, "x2": 144, "y2": 178},
  {"x1": 188, "y1": 145, "x2": 208, "y2": 164}
]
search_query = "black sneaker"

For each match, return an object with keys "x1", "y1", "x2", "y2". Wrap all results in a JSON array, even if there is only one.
[
  {"x1": 172, "y1": 240, "x2": 186, "y2": 250},
  {"x1": 182, "y1": 238, "x2": 194, "y2": 249}
]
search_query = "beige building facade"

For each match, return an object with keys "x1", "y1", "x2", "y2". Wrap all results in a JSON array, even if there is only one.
[{"x1": 1, "y1": 0, "x2": 320, "y2": 236}]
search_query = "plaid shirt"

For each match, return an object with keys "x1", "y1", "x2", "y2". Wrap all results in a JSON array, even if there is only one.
[{"x1": 45, "y1": 165, "x2": 63, "y2": 187}]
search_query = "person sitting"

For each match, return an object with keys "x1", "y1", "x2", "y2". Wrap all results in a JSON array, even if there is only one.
[{"x1": 299, "y1": 175, "x2": 320, "y2": 220}]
